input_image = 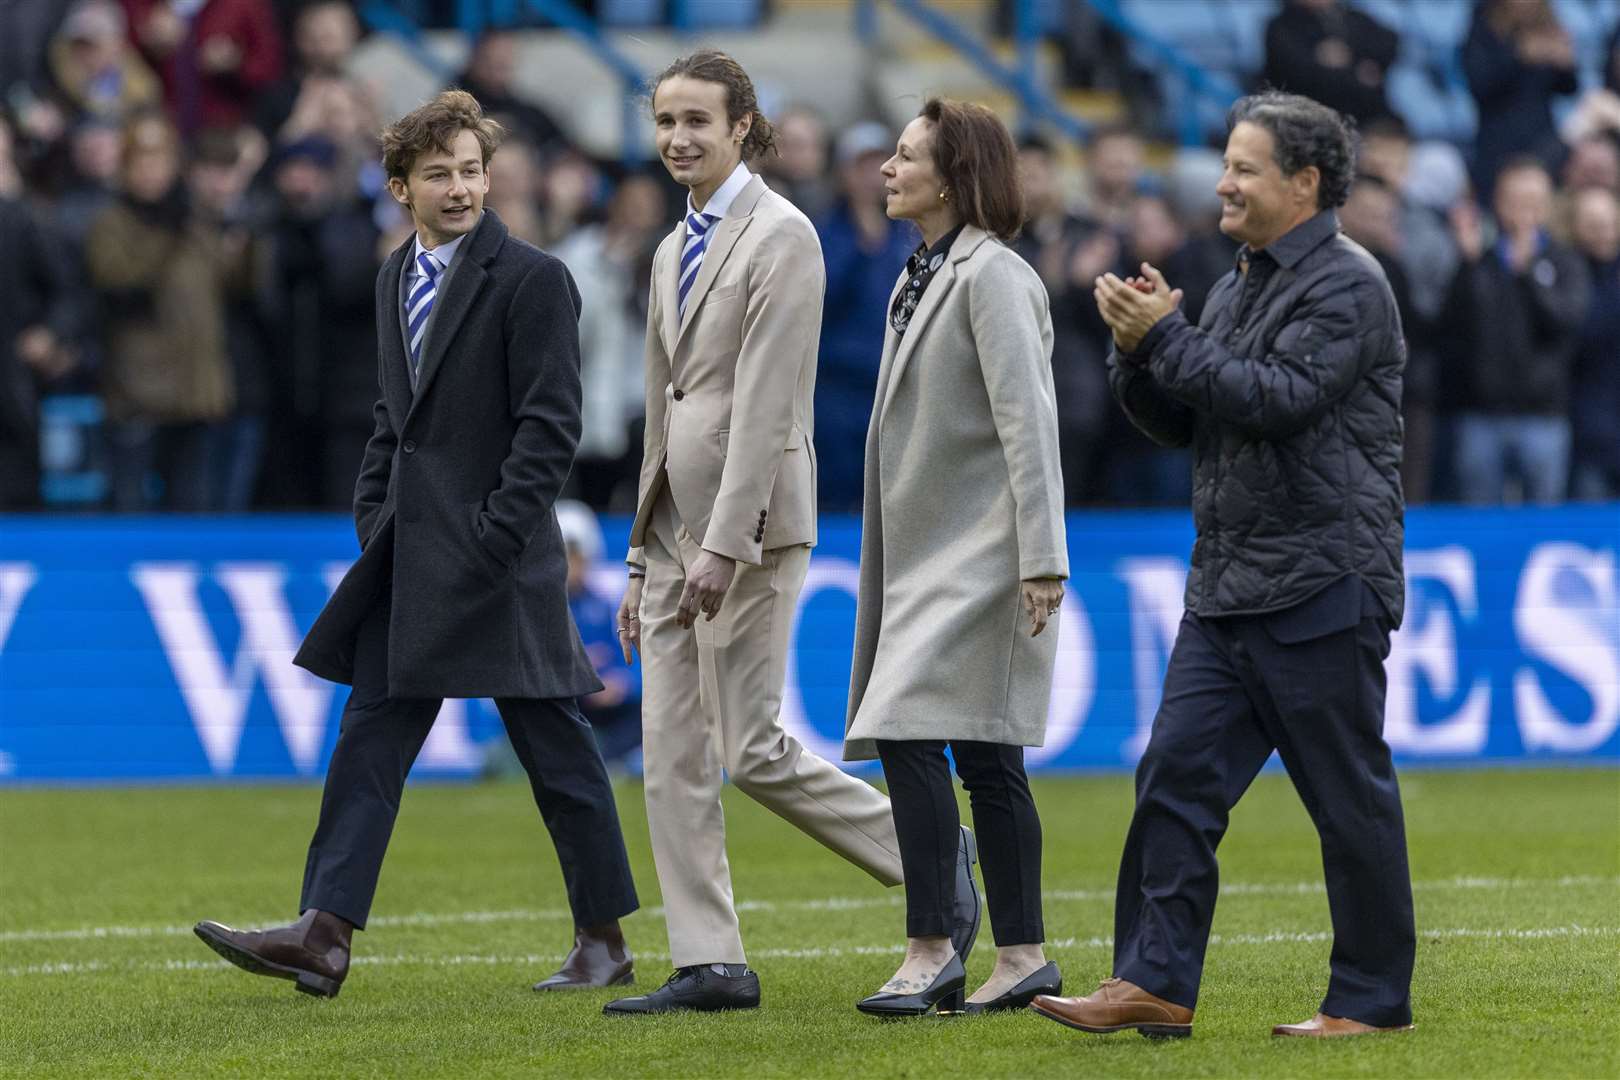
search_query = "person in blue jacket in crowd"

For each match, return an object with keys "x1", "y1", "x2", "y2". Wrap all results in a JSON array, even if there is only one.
[
  {"x1": 557, "y1": 499, "x2": 643, "y2": 769},
  {"x1": 813, "y1": 122, "x2": 916, "y2": 514}
]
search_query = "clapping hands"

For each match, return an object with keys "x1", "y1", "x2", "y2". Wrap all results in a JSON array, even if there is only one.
[{"x1": 1093, "y1": 262, "x2": 1183, "y2": 352}]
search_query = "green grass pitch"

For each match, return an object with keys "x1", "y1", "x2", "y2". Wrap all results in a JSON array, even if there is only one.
[{"x1": 2, "y1": 768, "x2": 1616, "y2": 1078}]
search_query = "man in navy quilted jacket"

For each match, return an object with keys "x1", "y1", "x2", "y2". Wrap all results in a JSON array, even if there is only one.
[{"x1": 1035, "y1": 91, "x2": 1414, "y2": 1041}]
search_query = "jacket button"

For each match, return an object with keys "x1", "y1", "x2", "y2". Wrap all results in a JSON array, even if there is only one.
[
  {"x1": 403, "y1": 440, "x2": 416, "y2": 453},
  {"x1": 672, "y1": 389, "x2": 685, "y2": 401}
]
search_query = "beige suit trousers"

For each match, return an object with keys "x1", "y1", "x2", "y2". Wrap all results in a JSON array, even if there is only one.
[{"x1": 640, "y1": 485, "x2": 903, "y2": 965}]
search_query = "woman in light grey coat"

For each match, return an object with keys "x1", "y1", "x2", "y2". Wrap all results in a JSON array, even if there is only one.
[{"x1": 848, "y1": 99, "x2": 1068, "y2": 1018}]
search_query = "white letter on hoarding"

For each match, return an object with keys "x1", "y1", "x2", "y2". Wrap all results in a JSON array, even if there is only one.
[
  {"x1": 1513, "y1": 543, "x2": 1620, "y2": 753},
  {"x1": 1026, "y1": 598, "x2": 1096, "y2": 767},
  {"x1": 321, "y1": 560, "x2": 480, "y2": 772},
  {"x1": 0, "y1": 563, "x2": 37, "y2": 654},
  {"x1": 0, "y1": 563, "x2": 36, "y2": 776},
  {"x1": 132, "y1": 563, "x2": 338, "y2": 775},
  {"x1": 779, "y1": 557, "x2": 862, "y2": 764},
  {"x1": 1385, "y1": 547, "x2": 1490, "y2": 755},
  {"x1": 1117, "y1": 557, "x2": 1187, "y2": 761}
]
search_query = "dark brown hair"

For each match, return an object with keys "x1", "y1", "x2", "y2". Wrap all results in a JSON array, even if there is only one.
[
  {"x1": 919, "y1": 98, "x2": 1024, "y2": 243},
  {"x1": 380, "y1": 89, "x2": 504, "y2": 181},
  {"x1": 650, "y1": 49, "x2": 777, "y2": 160}
]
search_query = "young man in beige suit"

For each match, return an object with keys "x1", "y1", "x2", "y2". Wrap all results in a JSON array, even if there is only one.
[{"x1": 605, "y1": 52, "x2": 977, "y2": 1015}]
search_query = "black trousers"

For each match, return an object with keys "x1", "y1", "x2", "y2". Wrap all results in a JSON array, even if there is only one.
[
  {"x1": 299, "y1": 596, "x2": 639, "y2": 930},
  {"x1": 875, "y1": 739, "x2": 1044, "y2": 946},
  {"x1": 1113, "y1": 598, "x2": 1415, "y2": 1028}
]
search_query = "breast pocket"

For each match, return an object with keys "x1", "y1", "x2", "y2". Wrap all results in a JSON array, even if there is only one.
[{"x1": 704, "y1": 283, "x2": 738, "y2": 306}]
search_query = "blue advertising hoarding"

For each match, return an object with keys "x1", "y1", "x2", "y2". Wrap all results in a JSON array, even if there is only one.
[{"x1": 0, "y1": 505, "x2": 1616, "y2": 783}]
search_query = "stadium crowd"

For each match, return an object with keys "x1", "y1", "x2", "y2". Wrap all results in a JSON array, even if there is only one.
[{"x1": 1, "y1": 0, "x2": 1618, "y2": 515}]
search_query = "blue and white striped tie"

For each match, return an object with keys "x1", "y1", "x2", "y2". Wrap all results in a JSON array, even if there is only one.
[
  {"x1": 406, "y1": 250, "x2": 442, "y2": 374},
  {"x1": 678, "y1": 210, "x2": 718, "y2": 316}
]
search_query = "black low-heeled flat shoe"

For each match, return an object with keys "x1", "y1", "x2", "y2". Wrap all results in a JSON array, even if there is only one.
[
  {"x1": 961, "y1": 961, "x2": 1063, "y2": 1015},
  {"x1": 856, "y1": 954, "x2": 967, "y2": 1018}
]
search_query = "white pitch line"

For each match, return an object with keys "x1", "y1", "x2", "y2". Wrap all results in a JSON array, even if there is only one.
[
  {"x1": 3, "y1": 925, "x2": 1616, "y2": 980},
  {"x1": 2, "y1": 874, "x2": 1614, "y2": 946}
]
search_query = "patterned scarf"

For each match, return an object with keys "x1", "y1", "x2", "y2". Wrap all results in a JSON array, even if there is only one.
[{"x1": 889, "y1": 226, "x2": 962, "y2": 337}]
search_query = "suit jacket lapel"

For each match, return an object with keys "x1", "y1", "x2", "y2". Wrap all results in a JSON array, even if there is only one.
[
  {"x1": 380, "y1": 242, "x2": 413, "y2": 424},
  {"x1": 879, "y1": 259, "x2": 958, "y2": 422},
  {"x1": 406, "y1": 212, "x2": 502, "y2": 416},
  {"x1": 869, "y1": 271, "x2": 908, "y2": 428},
  {"x1": 676, "y1": 214, "x2": 751, "y2": 346},
  {"x1": 878, "y1": 226, "x2": 994, "y2": 423},
  {"x1": 658, "y1": 223, "x2": 682, "y2": 357}
]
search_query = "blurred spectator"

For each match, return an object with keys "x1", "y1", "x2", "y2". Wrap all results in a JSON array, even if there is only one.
[
  {"x1": 1, "y1": 2, "x2": 70, "y2": 111},
  {"x1": 1567, "y1": 187, "x2": 1620, "y2": 501},
  {"x1": 284, "y1": 73, "x2": 380, "y2": 202},
  {"x1": 1262, "y1": 0, "x2": 1398, "y2": 124},
  {"x1": 1, "y1": 1, "x2": 73, "y2": 156},
  {"x1": 49, "y1": 0, "x2": 162, "y2": 121},
  {"x1": 1095, "y1": 192, "x2": 1225, "y2": 507},
  {"x1": 1161, "y1": 147, "x2": 1237, "y2": 323},
  {"x1": 485, "y1": 133, "x2": 544, "y2": 247},
  {"x1": 454, "y1": 29, "x2": 564, "y2": 154},
  {"x1": 1360, "y1": 120, "x2": 1460, "y2": 316},
  {"x1": 0, "y1": 115, "x2": 83, "y2": 508},
  {"x1": 1463, "y1": 0, "x2": 1578, "y2": 201},
  {"x1": 1607, "y1": 18, "x2": 1620, "y2": 96},
  {"x1": 556, "y1": 500, "x2": 642, "y2": 770},
  {"x1": 253, "y1": 0, "x2": 359, "y2": 140},
  {"x1": 1081, "y1": 123, "x2": 1145, "y2": 229},
  {"x1": 187, "y1": 126, "x2": 268, "y2": 509},
  {"x1": 1358, "y1": 119, "x2": 1459, "y2": 501},
  {"x1": 553, "y1": 172, "x2": 666, "y2": 512},
  {"x1": 256, "y1": 134, "x2": 379, "y2": 507},
  {"x1": 87, "y1": 110, "x2": 235, "y2": 509},
  {"x1": 54, "y1": 116, "x2": 125, "y2": 247},
  {"x1": 812, "y1": 121, "x2": 913, "y2": 514},
  {"x1": 761, "y1": 103, "x2": 832, "y2": 221},
  {"x1": 1341, "y1": 173, "x2": 1435, "y2": 502},
  {"x1": 1561, "y1": 133, "x2": 1620, "y2": 195},
  {"x1": 122, "y1": 0, "x2": 284, "y2": 136},
  {"x1": 1014, "y1": 134, "x2": 1109, "y2": 506},
  {"x1": 538, "y1": 146, "x2": 601, "y2": 248},
  {"x1": 1442, "y1": 157, "x2": 1589, "y2": 504}
]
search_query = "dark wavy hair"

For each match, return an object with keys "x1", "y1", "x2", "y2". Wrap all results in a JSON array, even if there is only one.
[
  {"x1": 650, "y1": 49, "x2": 777, "y2": 160},
  {"x1": 919, "y1": 97, "x2": 1024, "y2": 243},
  {"x1": 1227, "y1": 92, "x2": 1357, "y2": 210}
]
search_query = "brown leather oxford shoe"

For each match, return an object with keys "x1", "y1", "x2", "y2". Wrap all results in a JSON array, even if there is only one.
[
  {"x1": 532, "y1": 921, "x2": 634, "y2": 991},
  {"x1": 193, "y1": 909, "x2": 352, "y2": 998},
  {"x1": 1030, "y1": 977, "x2": 1194, "y2": 1038},
  {"x1": 1272, "y1": 1012, "x2": 1414, "y2": 1037}
]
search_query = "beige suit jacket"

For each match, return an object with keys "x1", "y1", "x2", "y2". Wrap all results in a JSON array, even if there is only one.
[{"x1": 627, "y1": 175, "x2": 823, "y2": 567}]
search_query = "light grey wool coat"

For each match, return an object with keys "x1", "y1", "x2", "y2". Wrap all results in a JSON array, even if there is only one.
[{"x1": 843, "y1": 226, "x2": 1069, "y2": 761}]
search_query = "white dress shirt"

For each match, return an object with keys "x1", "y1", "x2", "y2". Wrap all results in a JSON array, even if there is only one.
[{"x1": 687, "y1": 161, "x2": 754, "y2": 230}]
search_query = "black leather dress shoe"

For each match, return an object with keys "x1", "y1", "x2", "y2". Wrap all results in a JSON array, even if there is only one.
[
  {"x1": 603, "y1": 965, "x2": 761, "y2": 1015},
  {"x1": 193, "y1": 909, "x2": 352, "y2": 998},
  {"x1": 950, "y1": 826, "x2": 981, "y2": 967},
  {"x1": 532, "y1": 922, "x2": 634, "y2": 991},
  {"x1": 962, "y1": 961, "x2": 1063, "y2": 1014},
  {"x1": 856, "y1": 954, "x2": 967, "y2": 1017}
]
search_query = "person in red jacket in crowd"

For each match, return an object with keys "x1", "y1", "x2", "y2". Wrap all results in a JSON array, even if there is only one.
[{"x1": 120, "y1": 0, "x2": 283, "y2": 135}]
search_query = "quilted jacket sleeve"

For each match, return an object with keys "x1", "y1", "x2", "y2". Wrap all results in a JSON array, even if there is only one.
[{"x1": 1139, "y1": 272, "x2": 1389, "y2": 441}]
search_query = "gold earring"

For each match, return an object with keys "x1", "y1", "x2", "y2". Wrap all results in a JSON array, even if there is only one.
[{"x1": 938, "y1": 190, "x2": 949, "y2": 202}]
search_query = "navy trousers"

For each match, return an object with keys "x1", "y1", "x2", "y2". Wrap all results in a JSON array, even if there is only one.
[
  {"x1": 1112, "y1": 580, "x2": 1415, "y2": 1028},
  {"x1": 300, "y1": 595, "x2": 639, "y2": 930}
]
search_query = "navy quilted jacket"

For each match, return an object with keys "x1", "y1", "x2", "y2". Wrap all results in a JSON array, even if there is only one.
[{"x1": 1107, "y1": 210, "x2": 1406, "y2": 627}]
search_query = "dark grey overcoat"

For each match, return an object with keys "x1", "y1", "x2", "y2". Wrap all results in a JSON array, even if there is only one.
[{"x1": 294, "y1": 209, "x2": 601, "y2": 700}]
